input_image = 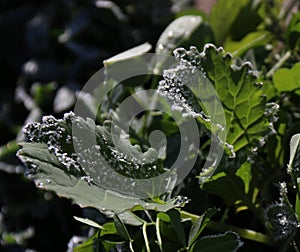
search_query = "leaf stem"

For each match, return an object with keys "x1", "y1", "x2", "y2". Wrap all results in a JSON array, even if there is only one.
[
  {"x1": 232, "y1": 33, "x2": 270, "y2": 57},
  {"x1": 129, "y1": 240, "x2": 135, "y2": 252},
  {"x1": 180, "y1": 210, "x2": 274, "y2": 247},
  {"x1": 156, "y1": 217, "x2": 164, "y2": 252},
  {"x1": 143, "y1": 223, "x2": 151, "y2": 252},
  {"x1": 266, "y1": 50, "x2": 292, "y2": 78},
  {"x1": 206, "y1": 220, "x2": 275, "y2": 247}
]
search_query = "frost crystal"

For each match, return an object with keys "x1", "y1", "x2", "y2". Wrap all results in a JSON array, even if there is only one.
[
  {"x1": 23, "y1": 113, "x2": 82, "y2": 174},
  {"x1": 158, "y1": 64, "x2": 210, "y2": 120},
  {"x1": 21, "y1": 112, "x2": 166, "y2": 192},
  {"x1": 264, "y1": 182, "x2": 299, "y2": 240},
  {"x1": 162, "y1": 45, "x2": 279, "y2": 161},
  {"x1": 157, "y1": 46, "x2": 233, "y2": 158},
  {"x1": 158, "y1": 47, "x2": 209, "y2": 120}
]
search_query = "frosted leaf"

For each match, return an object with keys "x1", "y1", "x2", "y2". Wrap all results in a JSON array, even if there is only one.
[
  {"x1": 264, "y1": 203, "x2": 299, "y2": 241},
  {"x1": 19, "y1": 113, "x2": 168, "y2": 195},
  {"x1": 23, "y1": 113, "x2": 81, "y2": 174},
  {"x1": 158, "y1": 44, "x2": 279, "y2": 157},
  {"x1": 17, "y1": 113, "x2": 188, "y2": 224},
  {"x1": 264, "y1": 182, "x2": 299, "y2": 240}
]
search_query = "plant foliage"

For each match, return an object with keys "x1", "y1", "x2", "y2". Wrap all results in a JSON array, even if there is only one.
[{"x1": 2, "y1": 0, "x2": 300, "y2": 251}]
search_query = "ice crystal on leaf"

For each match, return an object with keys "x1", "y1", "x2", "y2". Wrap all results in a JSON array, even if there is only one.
[
  {"x1": 264, "y1": 182, "x2": 299, "y2": 241},
  {"x1": 21, "y1": 113, "x2": 165, "y2": 181},
  {"x1": 22, "y1": 112, "x2": 81, "y2": 174},
  {"x1": 17, "y1": 113, "x2": 186, "y2": 225},
  {"x1": 158, "y1": 44, "x2": 278, "y2": 155}
]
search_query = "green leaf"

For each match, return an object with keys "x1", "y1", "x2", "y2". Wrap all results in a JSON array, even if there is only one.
[
  {"x1": 157, "y1": 212, "x2": 171, "y2": 222},
  {"x1": 201, "y1": 172, "x2": 244, "y2": 206},
  {"x1": 188, "y1": 208, "x2": 218, "y2": 248},
  {"x1": 113, "y1": 214, "x2": 132, "y2": 242},
  {"x1": 261, "y1": 81, "x2": 277, "y2": 102},
  {"x1": 236, "y1": 162, "x2": 252, "y2": 194},
  {"x1": 159, "y1": 45, "x2": 277, "y2": 154},
  {"x1": 2, "y1": 233, "x2": 17, "y2": 245},
  {"x1": 117, "y1": 211, "x2": 145, "y2": 227},
  {"x1": 17, "y1": 141, "x2": 186, "y2": 225},
  {"x1": 190, "y1": 231, "x2": 243, "y2": 252},
  {"x1": 202, "y1": 163, "x2": 257, "y2": 211},
  {"x1": 264, "y1": 203, "x2": 299, "y2": 241},
  {"x1": 200, "y1": 45, "x2": 276, "y2": 152},
  {"x1": 74, "y1": 230, "x2": 123, "y2": 252},
  {"x1": 17, "y1": 113, "x2": 188, "y2": 225},
  {"x1": 102, "y1": 44, "x2": 152, "y2": 92},
  {"x1": 17, "y1": 143, "x2": 140, "y2": 219},
  {"x1": 101, "y1": 239, "x2": 124, "y2": 252},
  {"x1": 287, "y1": 134, "x2": 300, "y2": 176},
  {"x1": 175, "y1": 9, "x2": 207, "y2": 19},
  {"x1": 74, "y1": 231, "x2": 100, "y2": 252},
  {"x1": 210, "y1": 0, "x2": 249, "y2": 45},
  {"x1": 101, "y1": 222, "x2": 117, "y2": 236},
  {"x1": 224, "y1": 31, "x2": 271, "y2": 56},
  {"x1": 156, "y1": 15, "x2": 212, "y2": 55},
  {"x1": 167, "y1": 209, "x2": 186, "y2": 247},
  {"x1": 103, "y1": 43, "x2": 152, "y2": 66},
  {"x1": 264, "y1": 182, "x2": 299, "y2": 241},
  {"x1": 273, "y1": 63, "x2": 300, "y2": 95},
  {"x1": 287, "y1": 134, "x2": 300, "y2": 220},
  {"x1": 74, "y1": 216, "x2": 104, "y2": 229},
  {"x1": 228, "y1": 1, "x2": 263, "y2": 41}
]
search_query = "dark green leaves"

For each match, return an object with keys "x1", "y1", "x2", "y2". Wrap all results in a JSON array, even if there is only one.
[
  {"x1": 264, "y1": 182, "x2": 299, "y2": 241},
  {"x1": 74, "y1": 222, "x2": 122, "y2": 252},
  {"x1": 113, "y1": 214, "x2": 132, "y2": 242},
  {"x1": 200, "y1": 161, "x2": 261, "y2": 220},
  {"x1": 264, "y1": 203, "x2": 299, "y2": 241},
  {"x1": 273, "y1": 63, "x2": 300, "y2": 95},
  {"x1": 210, "y1": 0, "x2": 264, "y2": 48},
  {"x1": 210, "y1": 0, "x2": 249, "y2": 45},
  {"x1": 167, "y1": 209, "x2": 186, "y2": 247},
  {"x1": 190, "y1": 231, "x2": 243, "y2": 252},
  {"x1": 188, "y1": 208, "x2": 218, "y2": 248}
]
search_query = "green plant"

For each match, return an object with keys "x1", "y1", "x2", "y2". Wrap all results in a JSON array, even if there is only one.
[{"x1": 11, "y1": 0, "x2": 300, "y2": 251}]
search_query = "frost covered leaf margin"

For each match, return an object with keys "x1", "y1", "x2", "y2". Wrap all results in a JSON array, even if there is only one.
[
  {"x1": 158, "y1": 44, "x2": 278, "y2": 154},
  {"x1": 17, "y1": 113, "x2": 188, "y2": 225}
]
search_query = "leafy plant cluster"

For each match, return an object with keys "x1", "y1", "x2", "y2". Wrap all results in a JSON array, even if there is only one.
[
  {"x1": 2, "y1": 0, "x2": 300, "y2": 251},
  {"x1": 0, "y1": 0, "x2": 186, "y2": 251}
]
